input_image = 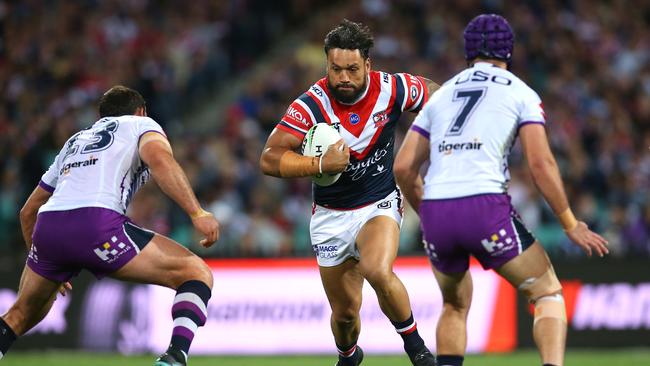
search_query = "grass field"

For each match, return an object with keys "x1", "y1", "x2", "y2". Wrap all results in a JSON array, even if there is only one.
[{"x1": 3, "y1": 350, "x2": 650, "y2": 366}]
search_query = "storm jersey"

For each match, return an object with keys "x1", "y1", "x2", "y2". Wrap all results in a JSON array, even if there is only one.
[
  {"x1": 278, "y1": 70, "x2": 428, "y2": 208},
  {"x1": 38, "y1": 115, "x2": 166, "y2": 214},
  {"x1": 411, "y1": 62, "x2": 546, "y2": 199}
]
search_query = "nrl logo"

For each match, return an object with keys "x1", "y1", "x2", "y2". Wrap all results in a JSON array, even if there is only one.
[{"x1": 372, "y1": 110, "x2": 389, "y2": 128}]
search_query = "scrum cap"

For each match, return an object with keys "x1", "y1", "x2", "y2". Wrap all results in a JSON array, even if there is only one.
[{"x1": 464, "y1": 14, "x2": 514, "y2": 65}]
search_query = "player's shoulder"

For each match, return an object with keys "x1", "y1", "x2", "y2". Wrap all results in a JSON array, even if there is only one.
[
  {"x1": 111, "y1": 115, "x2": 165, "y2": 135},
  {"x1": 502, "y1": 69, "x2": 541, "y2": 100}
]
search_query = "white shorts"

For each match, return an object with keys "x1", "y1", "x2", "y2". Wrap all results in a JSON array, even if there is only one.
[{"x1": 310, "y1": 190, "x2": 403, "y2": 267}]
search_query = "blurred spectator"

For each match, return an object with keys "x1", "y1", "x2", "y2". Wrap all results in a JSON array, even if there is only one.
[{"x1": 2, "y1": 0, "x2": 649, "y2": 263}]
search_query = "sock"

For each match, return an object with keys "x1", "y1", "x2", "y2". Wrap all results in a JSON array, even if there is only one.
[
  {"x1": 437, "y1": 355, "x2": 464, "y2": 366},
  {"x1": 336, "y1": 342, "x2": 358, "y2": 358},
  {"x1": 0, "y1": 317, "x2": 17, "y2": 360},
  {"x1": 168, "y1": 280, "x2": 211, "y2": 360},
  {"x1": 391, "y1": 313, "x2": 425, "y2": 352}
]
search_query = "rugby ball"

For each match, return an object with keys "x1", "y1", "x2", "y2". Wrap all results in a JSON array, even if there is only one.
[{"x1": 302, "y1": 123, "x2": 342, "y2": 186}]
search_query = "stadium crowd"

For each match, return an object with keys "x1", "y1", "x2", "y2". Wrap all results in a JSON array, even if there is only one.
[{"x1": 1, "y1": 0, "x2": 649, "y2": 263}]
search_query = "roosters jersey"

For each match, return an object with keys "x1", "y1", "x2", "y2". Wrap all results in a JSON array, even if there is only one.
[
  {"x1": 278, "y1": 70, "x2": 428, "y2": 208},
  {"x1": 411, "y1": 62, "x2": 546, "y2": 199},
  {"x1": 38, "y1": 115, "x2": 166, "y2": 214}
]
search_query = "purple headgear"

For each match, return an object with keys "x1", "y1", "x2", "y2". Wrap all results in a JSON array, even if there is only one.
[{"x1": 464, "y1": 14, "x2": 514, "y2": 65}]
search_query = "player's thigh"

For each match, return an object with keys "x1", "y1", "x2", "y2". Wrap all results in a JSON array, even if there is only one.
[
  {"x1": 111, "y1": 233, "x2": 212, "y2": 289},
  {"x1": 319, "y1": 258, "x2": 364, "y2": 318},
  {"x1": 433, "y1": 268, "x2": 473, "y2": 309},
  {"x1": 5, "y1": 266, "x2": 60, "y2": 334},
  {"x1": 495, "y1": 241, "x2": 555, "y2": 289},
  {"x1": 356, "y1": 215, "x2": 400, "y2": 278}
]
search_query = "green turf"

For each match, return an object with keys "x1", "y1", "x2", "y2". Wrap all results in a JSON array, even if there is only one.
[{"x1": 2, "y1": 350, "x2": 649, "y2": 365}]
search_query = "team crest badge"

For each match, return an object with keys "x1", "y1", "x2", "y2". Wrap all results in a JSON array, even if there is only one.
[{"x1": 372, "y1": 110, "x2": 389, "y2": 128}]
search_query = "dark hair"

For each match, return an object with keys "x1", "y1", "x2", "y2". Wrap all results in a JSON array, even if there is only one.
[
  {"x1": 98, "y1": 85, "x2": 146, "y2": 117},
  {"x1": 324, "y1": 19, "x2": 374, "y2": 59}
]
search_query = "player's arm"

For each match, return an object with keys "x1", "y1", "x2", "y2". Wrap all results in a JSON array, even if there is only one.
[
  {"x1": 19, "y1": 186, "x2": 52, "y2": 250},
  {"x1": 259, "y1": 128, "x2": 348, "y2": 177},
  {"x1": 519, "y1": 124, "x2": 608, "y2": 256},
  {"x1": 394, "y1": 129, "x2": 430, "y2": 212},
  {"x1": 139, "y1": 132, "x2": 219, "y2": 247},
  {"x1": 420, "y1": 77, "x2": 440, "y2": 97}
]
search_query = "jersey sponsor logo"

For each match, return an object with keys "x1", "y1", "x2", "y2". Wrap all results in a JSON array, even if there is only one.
[
  {"x1": 93, "y1": 235, "x2": 131, "y2": 264},
  {"x1": 382, "y1": 72, "x2": 389, "y2": 84},
  {"x1": 314, "y1": 243, "x2": 339, "y2": 259},
  {"x1": 438, "y1": 139, "x2": 483, "y2": 155},
  {"x1": 371, "y1": 164, "x2": 387, "y2": 177},
  {"x1": 60, "y1": 156, "x2": 99, "y2": 175},
  {"x1": 286, "y1": 106, "x2": 308, "y2": 126},
  {"x1": 372, "y1": 110, "x2": 389, "y2": 128},
  {"x1": 348, "y1": 113, "x2": 360, "y2": 125},
  {"x1": 344, "y1": 142, "x2": 389, "y2": 181}
]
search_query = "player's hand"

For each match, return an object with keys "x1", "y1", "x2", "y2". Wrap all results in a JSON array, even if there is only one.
[
  {"x1": 565, "y1": 221, "x2": 609, "y2": 257},
  {"x1": 321, "y1": 139, "x2": 349, "y2": 174},
  {"x1": 58, "y1": 281, "x2": 72, "y2": 296},
  {"x1": 191, "y1": 210, "x2": 220, "y2": 248}
]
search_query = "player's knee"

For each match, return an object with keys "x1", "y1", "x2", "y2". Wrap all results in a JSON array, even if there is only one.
[
  {"x1": 171, "y1": 256, "x2": 213, "y2": 289},
  {"x1": 332, "y1": 308, "x2": 359, "y2": 326},
  {"x1": 442, "y1": 295, "x2": 471, "y2": 314},
  {"x1": 185, "y1": 258, "x2": 213, "y2": 289},
  {"x1": 517, "y1": 267, "x2": 562, "y2": 304},
  {"x1": 362, "y1": 267, "x2": 394, "y2": 290}
]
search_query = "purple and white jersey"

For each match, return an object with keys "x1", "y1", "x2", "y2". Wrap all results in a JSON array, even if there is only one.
[
  {"x1": 411, "y1": 62, "x2": 546, "y2": 199},
  {"x1": 39, "y1": 115, "x2": 166, "y2": 214}
]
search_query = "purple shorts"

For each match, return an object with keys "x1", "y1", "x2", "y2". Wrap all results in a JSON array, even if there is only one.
[
  {"x1": 27, "y1": 207, "x2": 154, "y2": 282},
  {"x1": 419, "y1": 194, "x2": 535, "y2": 273}
]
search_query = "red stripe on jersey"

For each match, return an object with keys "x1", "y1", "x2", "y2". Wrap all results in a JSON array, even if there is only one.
[
  {"x1": 328, "y1": 73, "x2": 381, "y2": 138},
  {"x1": 276, "y1": 123, "x2": 305, "y2": 139},
  {"x1": 401, "y1": 73, "x2": 426, "y2": 111}
]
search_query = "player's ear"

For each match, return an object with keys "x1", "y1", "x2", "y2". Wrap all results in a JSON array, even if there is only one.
[{"x1": 365, "y1": 57, "x2": 371, "y2": 71}]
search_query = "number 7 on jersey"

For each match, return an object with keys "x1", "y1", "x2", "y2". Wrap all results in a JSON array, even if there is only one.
[{"x1": 446, "y1": 87, "x2": 486, "y2": 137}]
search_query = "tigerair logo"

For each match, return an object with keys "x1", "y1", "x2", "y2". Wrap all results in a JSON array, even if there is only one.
[
  {"x1": 438, "y1": 139, "x2": 483, "y2": 155},
  {"x1": 60, "y1": 156, "x2": 98, "y2": 175}
]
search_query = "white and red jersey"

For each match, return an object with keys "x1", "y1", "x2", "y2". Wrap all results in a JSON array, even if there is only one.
[
  {"x1": 277, "y1": 70, "x2": 428, "y2": 209},
  {"x1": 38, "y1": 115, "x2": 166, "y2": 215},
  {"x1": 411, "y1": 62, "x2": 546, "y2": 199}
]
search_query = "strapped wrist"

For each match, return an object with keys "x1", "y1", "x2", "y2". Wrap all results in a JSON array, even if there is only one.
[
  {"x1": 558, "y1": 208, "x2": 578, "y2": 231},
  {"x1": 318, "y1": 156, "x2": 323, "y2": 174},
  {"x1": 190, "y1": 209, "x2": 211, "y2": 220}
]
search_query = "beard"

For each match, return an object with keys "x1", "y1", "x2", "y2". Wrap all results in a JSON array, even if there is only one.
[{"x1": 327, "y1": 74, "x2": 368, "y2": 104}]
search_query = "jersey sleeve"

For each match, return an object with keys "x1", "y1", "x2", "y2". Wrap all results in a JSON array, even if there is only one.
[
  {"x1": 136, "y1": 117, "x2": 167, "y2": 139},
  {"x1": 395, "y1": 73, "x2": 429, "y2": 113},
  {"x1": 39, "y1": 153, "x2": 61, "y2": 193},
  {"x1": 409, "y1": 95, "x2": 435, "y2": 140},
  {"x1": 276, "y1": 98, "x2": 315, "y2": 139},
  {"x1": 518, "y1": 87, "x2": 546, "y2": 128}
]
